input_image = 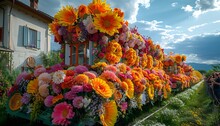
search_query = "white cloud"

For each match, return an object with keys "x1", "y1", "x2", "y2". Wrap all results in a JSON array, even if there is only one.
[
  {"x1": 193, "y1": 0, "x2": 220, "y2": 17},
  {"x1": 181, "y1": 5, "x2": 194, "y2": 12},
  {"x1": 185, "y1": 54, "x2": 220, "y2": 64},
  {"x1": 106, "y1": 0, "x2": 150, "y2": 23},
  {"x1": 188, "y1": 23, "x2": 208, "y2": 32},
  {"x1": 139, "y1": 20, "x2": 168, "y2": 31},
  {"x1": 213, "y1": 20, "x2": 220, "y2": 23},
  {"x1": 165, "y1": 25, "x2": 172, "y2": 28},
  {"x1": 171, "y1": 2, "x2": 178, "y2": 7}
]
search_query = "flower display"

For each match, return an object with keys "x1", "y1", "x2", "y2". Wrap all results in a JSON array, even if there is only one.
[{"x1": 7, "y1": 1, "x2": 203, "y2": 126}]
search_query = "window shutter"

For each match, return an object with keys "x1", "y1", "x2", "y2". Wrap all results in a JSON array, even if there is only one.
[
  {"x1": 37, "y1": 31, "x2": 41, "y2": 49},
  {"x1": 23, "y1": 26, "x2": 28, "y2": 46}
]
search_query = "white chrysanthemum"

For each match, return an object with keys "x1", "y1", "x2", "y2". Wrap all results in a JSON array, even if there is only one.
[
  {"x1": 38, "y1": 72, "x2": 52, "y2": 86},
  {"x1": 52, "y1": 70, "x2": 66, "y2": 84}
]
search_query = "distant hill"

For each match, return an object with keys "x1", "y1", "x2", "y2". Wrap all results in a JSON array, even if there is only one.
[{"x1": 187, "y1": 63, "x2": 213, "y2": 71}]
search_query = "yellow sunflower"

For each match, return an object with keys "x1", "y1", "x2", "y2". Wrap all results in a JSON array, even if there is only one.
[
  {"x1": 147, "y1": 55, "x2": 153, "y2": 69},
  {"x1": 9, "y1": 93, "x2": 23, "y2": 111},
  {"x1": 100, "y1": 100, "x2": 118, "y2": 126},
  {"x1": 90, "y1": 78, "x2": 113, "y2": 98},
  {"x1": 93, "y1": 11, "x2": 123, "y2": 36},
  {"x1": 141, "y1": 53, "x2": 148, "y2": 68},
  {"x1": 54, "y1": 5, "x2": 78, "y2": 26},
  {"x1": 27, "y1": 78, "x2": 39, "y2": 94},
  {"x1": 88, "y1": 0, "x2": 111, "y2": 14},
  {"x1": 105, "y1": 40, "x2": 122, "y2": 64}
]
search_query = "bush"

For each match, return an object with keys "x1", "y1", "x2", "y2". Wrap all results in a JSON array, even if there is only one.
[{"x1": 40, "y1": 51, "x2": 62, "y2": 67}]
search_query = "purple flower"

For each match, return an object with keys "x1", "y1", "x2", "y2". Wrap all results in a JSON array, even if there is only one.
[
  {"x1": 72, "y1": 96, "x2": 83, "y2": 109},
  {"x1": 74, "y1": 65, "x2": 88, "y2": 74},
  {"x1": 21, "y1": 93, "x2": 31, "y2": 104},
  {"x1": 44, "y1": 95, "x2": 54, "y2": 107},
  {"x1": 71, "y1": 85, "x2": 83, "y2": 94},
  {"x1": 64, "y1": 91, "x2": 76, "y2": 100}
]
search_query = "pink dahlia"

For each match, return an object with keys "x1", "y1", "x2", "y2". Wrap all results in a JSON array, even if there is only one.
[
  {"x1": 104, "y1": 65, "x2": 117, "y2": 73},
  {"x1": 74, "y1": 65, "x2": 88, "y2": 74},
  {"x1": 83, "y1": 71, "x2": 97, "y2": 79},
  {"x1": 34, "y1": 67, "x2": 46, "y2": 77},
  {"x1": 64, "y1": 91, "x2": 76, "y2": 100},
  {"x1": 71, "y1": 85, "x2": 83, "y2": 94},
  {"x1": 100, "y1": 70, "x2": 121, "y2": 83},
  {"x1": 52, "y1": 102, "x2": 75, "y2": 126}
]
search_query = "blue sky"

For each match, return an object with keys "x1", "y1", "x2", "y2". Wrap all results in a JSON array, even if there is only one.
[{"x1": 20, "y1": 0, "x2": 220, "y2": 64}]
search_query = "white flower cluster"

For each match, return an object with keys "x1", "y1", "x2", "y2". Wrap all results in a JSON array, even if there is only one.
[{"x1": 52, "y1": 70, "x2": 66, "y2": 84}]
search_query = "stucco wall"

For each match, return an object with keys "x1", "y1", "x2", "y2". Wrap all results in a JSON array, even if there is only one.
[{"x1": 10, "y1": 7, "x2": 50, "y2": 68}]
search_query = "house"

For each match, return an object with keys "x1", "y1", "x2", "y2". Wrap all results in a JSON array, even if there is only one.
[{"x1": 0, "y1": 0, "x2": 53, "y2": 70}]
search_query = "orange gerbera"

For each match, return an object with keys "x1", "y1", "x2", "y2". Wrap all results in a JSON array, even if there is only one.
[
  {"x1": 131, "y1": 70, "x2": 142, "y2": 80},
  {"x1": 124, "y1": 79, "x2": 134, "y2": 99},
  {"x1": 90, "y1": 78, "x2": 113, "y2": 98},
  {"x1": 74, "y1": 74, "x2": 89, "y2": 85},
  {"x1": 147, "y1": 55, "x2": 153, "y2": 69},
  {"x1": 93, "y1": 11, "x2": 123, "y2": 36},
  {"x1": 125, "y1": 48, "x2": 137, "y2": 66},
  {"x1": 54, "y1": 5, "x2": 78, "y2": 26},
  {"x1": 100, "y1": 100, "x2": 118, "y2": 126},
  {"x1": 78, "y1": 4, "x2": 89, "y2": 18},
  {"x1": 88, "y1": 0, "x2": 111, "y2": 14},
  {"x1": 120, "y1": 81, "x2": 128, "y2": 91},
  {"x1": 105, "y1": 40, "x2": 122, "y2": 64},
  {"x1": 134, "y1": 81, "x2": 146, "y2": 94},
  {"x1": 141, "y1": 53, "x2": 148, "y2": 68},
  {"x1": 52, "y1": 94, "x2": 64, "y2": 104},
  {"x1": 9, "y1": 93, "x2": 23, "y2": 111},
  {"x1": 27, "y1": 78, "x2": 38, "y2": 94}
]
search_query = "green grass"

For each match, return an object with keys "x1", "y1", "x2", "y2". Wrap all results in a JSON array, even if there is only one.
[{"x1": 134, "y1": 82, "x2": 220, "y2": 126}]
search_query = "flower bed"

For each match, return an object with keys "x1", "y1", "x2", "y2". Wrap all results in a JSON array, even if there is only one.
[{"x1": 6, "y1": 0, "x2": 203, "y2": 126}]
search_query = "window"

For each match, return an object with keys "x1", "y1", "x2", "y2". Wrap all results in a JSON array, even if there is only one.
[
  {"x1": 23, "y1": 26, "x2": 41, "y2": 49},
  {"x1": 0, "y1": 27, "x2": 3, "y2": 46}
]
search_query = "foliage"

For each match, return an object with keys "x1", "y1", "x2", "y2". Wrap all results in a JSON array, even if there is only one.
[{"x1": 40, "y1": 51, "x2": 62, "y2": 67}]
